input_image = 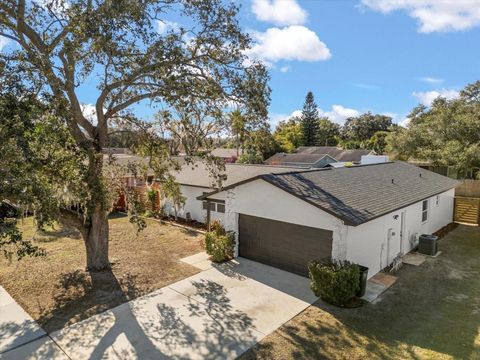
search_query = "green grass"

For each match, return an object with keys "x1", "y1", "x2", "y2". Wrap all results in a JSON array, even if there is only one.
[{"x1": 241, "y1": 225, "x2": 480, "y2": 360}]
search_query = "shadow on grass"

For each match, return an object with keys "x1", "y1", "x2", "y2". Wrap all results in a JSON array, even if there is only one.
[
  {"x1": 243, "y1": 225, "x2": 480, "y2": 360},
  {"x1": 33, "y1": 226, "x2": 82, "y2": 242},
  {"x1": 108, "y1": 212, "x2": 128, "y2": 220}
]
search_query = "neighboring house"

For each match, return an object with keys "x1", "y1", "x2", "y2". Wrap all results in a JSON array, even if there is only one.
[
  {"x1": 265, "y1": 146, "x2": 374, "y2": 168},
  {"x1": 167, "y1": 163, "x2": 306, "y2": 224},
  {"x1": 210, "y1": 148, "x2": 244, "y2": 163},
  {"x1": 199, "y1": 161, "x2": 459, "y2": 279}
]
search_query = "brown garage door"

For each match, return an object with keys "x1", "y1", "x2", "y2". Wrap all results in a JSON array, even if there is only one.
[{"x1": 238, "y1": 214, "x2": 333, "y2": 277}]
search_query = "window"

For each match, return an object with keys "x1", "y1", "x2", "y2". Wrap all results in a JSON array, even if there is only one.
[
  {"x1": 422, "y1": 200, "x2": 429, "y2": 223},
  {"x1": 202, "y1": 199, "x2": 224, "y2": 213},
  {"x1": 436, "y1": 195, "x2": 440, "y2": 207},
  {"x1": 217, "y1": 203, "x2": 225, "y2": 213},
  {"x1": 202, "y1": 201, "x2": 218, "y2": 211}
]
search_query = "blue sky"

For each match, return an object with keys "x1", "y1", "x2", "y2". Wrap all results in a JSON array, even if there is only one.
[
  {"x1": 2, "y1": 0, "x2": 479, "y2": 128},
  {"x1": 239, "y1": 0, "x2": 480, "y2": 127}
]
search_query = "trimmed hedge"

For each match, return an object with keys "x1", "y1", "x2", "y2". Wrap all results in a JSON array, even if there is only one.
[
  {"x1": 308, "y1": 259, "x2": 360, "y2": 306},
  {"x1": 205, "y1": 222, "x2": 235, "y2": 263}
]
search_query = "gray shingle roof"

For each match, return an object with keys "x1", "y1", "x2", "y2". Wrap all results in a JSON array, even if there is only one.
[
  {"x1": 265, "y1": 153, "x2": 328, "y2": 165},
  {"x1": 173, "y1": 162, "x2": 308, "y2": 189},
  {"x1": 261, "y1": 161, "x2": 459, "y2": 226},
  {"x1": 265, "y1": 147, "x2": 374, "y2": 165},
  {"x1": 296, "y1": 146, "x2": 373, "y2": 160},
  {"x1": 210, "y1": 148, "x2": 244, "y2": 158}
]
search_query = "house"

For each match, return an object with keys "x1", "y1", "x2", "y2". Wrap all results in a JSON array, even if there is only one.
[
  {"x1": 199, "y1": 161, "x2": 459, "y2": 279},
  {"x1": 265, "y1": 146, "x2": 374, "y2": 168},
  {"x1": 210, "y1": 148, "x2": 244, "y2": 163},
  {"x1": 167, "y1": 163, "x2": 306, "y2": 224}
]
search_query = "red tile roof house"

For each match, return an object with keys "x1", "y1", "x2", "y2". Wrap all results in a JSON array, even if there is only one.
[{"x1": 199, "y1": 161, "x2": 459, "y2": 279}]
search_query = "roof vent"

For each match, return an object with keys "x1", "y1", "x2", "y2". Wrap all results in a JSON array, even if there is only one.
[
  {"x1": 419, "y1": 173, "x2": 422, "y2": 178},
  {"x1": 391, "y1": 178, "x2": 394, "y2": 184}
]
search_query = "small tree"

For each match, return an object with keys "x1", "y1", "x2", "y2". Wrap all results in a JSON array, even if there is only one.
[
  {"x1": 162, "y1": 178, "x2": 186, "y2": 221},
  {"x1": 236, "y1": 152, "x2": 264, "y2": 164},
  {"x1": 229, "y1": 109, "x2": 248, "y2": 157},
  {"x1": 274, "y1": 117, "x2": 302, "y2": 152},
  {"x1": 300, "y1": 92, "x2": 320, "y2": 146}
]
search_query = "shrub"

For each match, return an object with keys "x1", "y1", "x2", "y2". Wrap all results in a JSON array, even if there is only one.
[
  {"x1": 236, "y1": 152, "x2": 263, "y2": 164},
  {"x1": 308, "y1": 259, "x2": 360, "y2": 306},
  {"x1": 144, "y1": 210, "x2": 155, "y2": 218},
  {"x1": 146, "y1": 188, "x2": 157, "y2": 211},
  {"x1": 209, "y1": 219, "x2": 225, "y2": 235},
  {"x1": 205, "y1": 223, "x2": 235, "y2": 262}
]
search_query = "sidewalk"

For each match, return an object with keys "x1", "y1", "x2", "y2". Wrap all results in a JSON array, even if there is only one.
[{"x1": 0, "y1": 286, "x2": 67, "y2": 359}]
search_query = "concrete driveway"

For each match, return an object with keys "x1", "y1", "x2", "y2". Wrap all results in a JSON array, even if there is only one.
[{"x1": 2, "y1": 257, "x2": 316, "y2": 360}]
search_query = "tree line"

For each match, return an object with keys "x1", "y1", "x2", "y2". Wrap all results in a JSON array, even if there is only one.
[{"x1": 230, "y1": 82, "x2": 480, "y2": 180}]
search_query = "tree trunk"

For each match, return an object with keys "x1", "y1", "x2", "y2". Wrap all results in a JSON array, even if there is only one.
[{"x1": 84, "y1": 206, "x2": 110, "y2": 271}]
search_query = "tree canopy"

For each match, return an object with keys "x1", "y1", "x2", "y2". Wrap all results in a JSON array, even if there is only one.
[
  {"x1": 387, "y1": 80, "x2": 480, "y2": 178},
  {"x1": 341, "y1": 112, "x2": 393, "y2": 145},
  {"x1": 317, "y1": 118, "x2": 340, "y2": 146},
  {"x1": 273, "y1": 117, "x2": 302, "y2": 153},
  {"x1": 0, "y1": 0, "x2": 270, "y2": 269}
]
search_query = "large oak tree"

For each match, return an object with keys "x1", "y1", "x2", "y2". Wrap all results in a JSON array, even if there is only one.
[
  {"x1": 0, "y1": 0, "x2": 269, "y2": 270},
  {"x1": 387, "y1": 80, "x2": 480, "y2": 178}
]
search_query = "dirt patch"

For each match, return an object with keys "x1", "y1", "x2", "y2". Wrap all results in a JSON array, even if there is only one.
[
  {"x1": 240, "y1": 225, "x2": 480, "y2": 360},
  {"x1": 0, "y1": 216, "x2": 204, "y2": 333}
]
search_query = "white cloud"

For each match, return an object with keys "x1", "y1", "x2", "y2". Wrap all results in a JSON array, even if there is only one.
[
  {"x1": 252, "y1": 0, "x2": 307, "y2": 26},
  {"x1": 269, "y1": 113, "x2": 290, "y2": 128},
  {"x1": 279, "y1": 66, "x2": 290, "y2": 73},
  {"x1": 412, "y1": 89, "x2": 459, "y2": 106},
  {"x1": 361, "y1": 0, "x2": 480, "y2": 33},
  {"x1": 291, "y1": 110, "x2": 302, "y2": 118},
  {"x1": 399, "y1": 117, "x2": 411, "y2": 127},
  {"x1": 273, "y1": 106, "x2": 406, "y2": 128},
  {"x1": 351, "y1": 82, "x2": 378, "y2": 89},
  {"x1": 80, "y1": 103, "x2": 101, "y2": 124},
  {"x1": 319, "y1": 105, "x2": 360, "y2": 124},
  {"x1": 156, "y1": 20, "x2": 180, "y2": 34},
  {"x1": 245, "y1": 26, "x2": 331, "y2": 65},
  {"x1": 279, "y1": 105, "x2": 360, "y2": 125},
  {"x1": 418, "y1": 76, "x2": 444, "y2": 84}
]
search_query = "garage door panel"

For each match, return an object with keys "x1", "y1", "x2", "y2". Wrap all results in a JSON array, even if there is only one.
[{"x1": 238, "y1": 214, "x2": 333, "y2": 276}]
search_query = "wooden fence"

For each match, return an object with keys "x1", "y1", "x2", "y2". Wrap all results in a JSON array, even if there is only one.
[
  {"x1": 454, "y1": 197, "x2": 480, "y2": 226},
  {"x1": 456, "y1": 180, "x2": 480, "y2": 198}
]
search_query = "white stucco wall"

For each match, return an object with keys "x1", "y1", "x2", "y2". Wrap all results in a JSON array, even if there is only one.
[
  {"x1": 214, "y1": 179, "x2": 455, "y2": 280},
  {"x1": 345, "y1": 188, "x2": 455, "y2": 278},
  {"x1": 218, "y1": 179, "x2": 346, "y2": 259},
  {"x1": 164, "y1": 185, "x2": 226, "y2": 224}
]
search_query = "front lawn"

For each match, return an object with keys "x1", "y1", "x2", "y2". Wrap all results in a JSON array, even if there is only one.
[
  {"x1": 0, "y1": 215, "x2": 204, "y2": 333},
  {"x1": 241, "y1": 225, "x2": 480, "y2": 360}
]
